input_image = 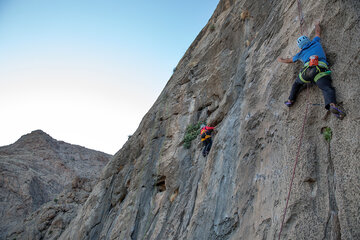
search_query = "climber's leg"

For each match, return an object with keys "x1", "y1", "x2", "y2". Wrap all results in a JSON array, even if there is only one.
[
  {"x1": 315, "y1": 75, "x2": 336, "y2": 109},
  {"x1": 202, "y1": 140, "x2": 208, "y2": 157},
  {"x1": 202, "y1": 138, "x2": 212, "y2": 157},
  {"x1": 316, "y1": 75, "x2": 346, "y2": 119},
  {"x1": 205, "y1": 138, "x2": 212, "y2": 155},
  {"x1": 287, "y1": 76, "x2": 305, "y2": 106}
]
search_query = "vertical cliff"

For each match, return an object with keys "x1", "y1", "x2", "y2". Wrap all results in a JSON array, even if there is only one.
[{"x1": 58, "y1": 0, "x2": 359, "y2": 239}]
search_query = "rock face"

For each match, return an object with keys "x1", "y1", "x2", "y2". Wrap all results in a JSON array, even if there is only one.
[
  {"x1": 12, "y1": 0, "x2": 359, "y2": 239},
  {"x1": 8, "y1": 176, "x2": 97, "y2": 240},
  {"x1": 0, "y1": 130, "x2": 111, "y2": 239}
]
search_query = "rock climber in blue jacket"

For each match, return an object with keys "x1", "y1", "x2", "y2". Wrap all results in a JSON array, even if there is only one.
[{"x1": 277, "y1": 22, "x2": 346, "y2": 119}]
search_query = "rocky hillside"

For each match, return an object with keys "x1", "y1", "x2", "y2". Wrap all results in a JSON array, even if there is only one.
[
  {"x1": 6, "y1": 0, "x2": 360, "y2": 239},
  {"x1": 59, "y1": 0, "x2": 359, "y2": 239},
  {"x1": 0, "y1": 130, "x2": 111, "y2": 239}
]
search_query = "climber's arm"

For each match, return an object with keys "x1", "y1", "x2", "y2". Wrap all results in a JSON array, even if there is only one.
[
  {"x1": 315, "y1": 22, "x2": 321, "y2": 38},
  {"x1": 277, "y1": 57, "x2": 294, "y2": 64}
]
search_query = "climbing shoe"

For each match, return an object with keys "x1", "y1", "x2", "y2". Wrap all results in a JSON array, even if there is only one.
[
  {"x1": 203, "y1": 151, "x2": 209, "y2": 157},
  {"x1": 329, "y1": 105, "x2": 346, "y2": 120},
  {"x1": 284, "y1": 100, "x2": 294, "y2": 107}
]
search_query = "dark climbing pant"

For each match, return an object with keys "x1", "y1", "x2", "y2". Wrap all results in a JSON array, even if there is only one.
[
  {"x1": 289, "y1": 68, "x2": 336, "y2": 109},
  {"x1": 202, "y1": 138, "x2": 212, "y2": 157}
]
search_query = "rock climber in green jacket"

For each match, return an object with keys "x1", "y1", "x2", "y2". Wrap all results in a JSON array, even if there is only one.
[{"x1": 277, "y1": 22, "x2": 346, "y2": 119}]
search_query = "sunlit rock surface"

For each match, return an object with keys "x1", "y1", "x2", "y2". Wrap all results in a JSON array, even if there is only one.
[
  {"x1": 61, "y1": 0, "x2": 359, "y2": 239},
  {"x1": 5, "y1": 0, "x2": 360, "y2": 239}
]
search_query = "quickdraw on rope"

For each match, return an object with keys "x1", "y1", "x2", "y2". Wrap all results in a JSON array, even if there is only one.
[{"x1": 278, "y1": 0, "x2": 309, "y2": 239}]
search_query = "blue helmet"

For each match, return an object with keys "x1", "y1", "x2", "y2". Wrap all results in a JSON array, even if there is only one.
[{"x1": 297, "y1": 35, "x2": 310, "y2": 49}]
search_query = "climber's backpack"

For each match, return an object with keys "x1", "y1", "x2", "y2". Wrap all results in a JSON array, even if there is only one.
[
  {"x1": 309, "y1": 55, "x2": 319, "y2": 66},
  {"x1": 200, "y1": 128, "x2": 211, "y2": 141}
]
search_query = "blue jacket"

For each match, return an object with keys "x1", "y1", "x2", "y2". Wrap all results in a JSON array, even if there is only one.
[{"x1": 292, "y1": 36, "x2": 328, "y2": 65}]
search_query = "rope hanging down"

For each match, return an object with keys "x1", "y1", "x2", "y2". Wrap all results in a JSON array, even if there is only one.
[
  {"x1": 278, "y1": 87, "x2": 310, "y2": 239},
  {"x1": 278, "y1": 0, "x2": 308, "y2": 239}
]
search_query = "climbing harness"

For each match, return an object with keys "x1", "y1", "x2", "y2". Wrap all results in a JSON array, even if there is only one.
[
  {"x1": 298, "y1": 59, "x2": 332, "y2": 84},
  {"x1": 278, "y1": 0, "x2": 310, "y2": 239}
]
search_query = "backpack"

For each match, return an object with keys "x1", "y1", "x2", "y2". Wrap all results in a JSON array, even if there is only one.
[{"x1": 200, "y1": 128, "x2": 211, "y2": 141}]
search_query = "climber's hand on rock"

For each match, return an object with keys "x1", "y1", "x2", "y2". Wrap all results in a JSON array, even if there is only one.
[
  {"x1": 277, "y1": 57, "x2": 287, "y2": 63},
  {"x1": 277, "y1": 57, "x2": 293, "y2": 64}
]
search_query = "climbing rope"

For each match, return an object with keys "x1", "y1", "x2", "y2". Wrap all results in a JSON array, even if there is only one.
[
  {"x1": 278, "y1": 0, "x2": 308, "y2": 239},
  {"x1": 278, "y1": 87, "x2": 310, "y2": 239},
  {"x1": 297, "y1": 0, "x2": 305, "y2": 35}
]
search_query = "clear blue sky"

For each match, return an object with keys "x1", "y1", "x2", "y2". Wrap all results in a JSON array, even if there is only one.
[{"x1": 0, "y1": 0, "x2": 219, "y2": 154}]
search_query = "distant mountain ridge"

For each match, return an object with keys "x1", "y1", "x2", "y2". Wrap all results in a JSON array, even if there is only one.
[{"x1": 0, "y1": 130, "x2": 112, "y2": 239}]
